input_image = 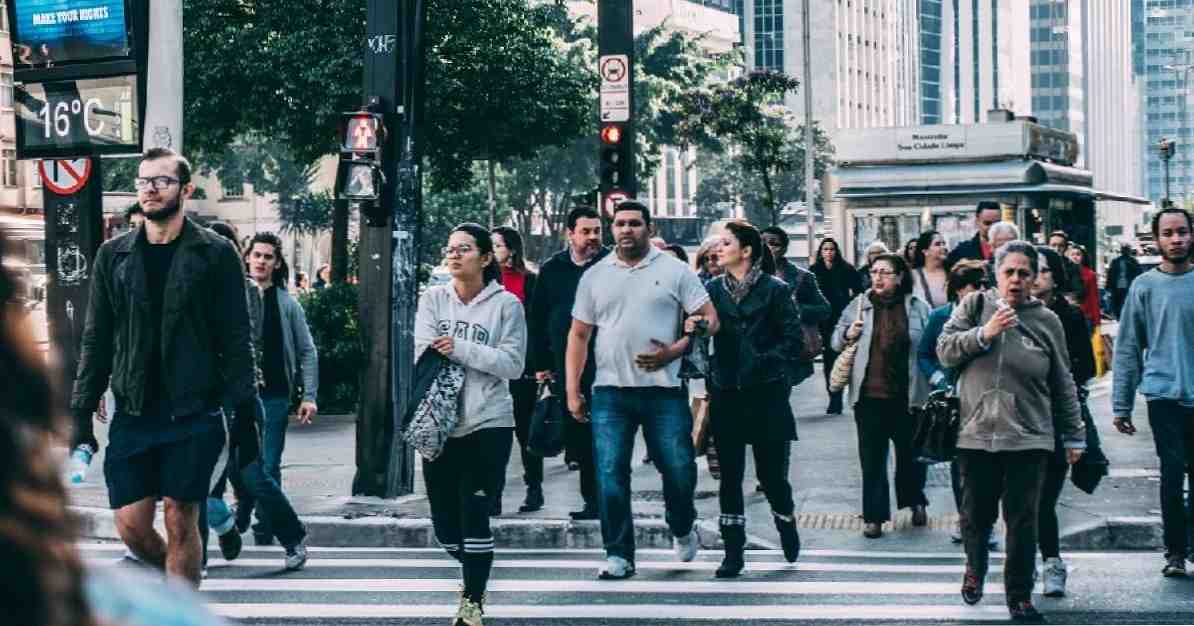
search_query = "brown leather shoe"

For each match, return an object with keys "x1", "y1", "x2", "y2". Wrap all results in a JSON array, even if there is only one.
[
  {"x1": 862, "y1": 522, "x2": 883, "y2": 538},
  {"x1": 911, "y1": 505, "x2": 928, "y2": 527}
]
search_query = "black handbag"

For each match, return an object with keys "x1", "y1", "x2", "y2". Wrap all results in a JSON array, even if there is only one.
[
  {"x1": 911, "y1": 389, "x2": 961, "y2": 464},
  {"x1": 527, "y1": 382, "x2": 567, "y2": 457}
]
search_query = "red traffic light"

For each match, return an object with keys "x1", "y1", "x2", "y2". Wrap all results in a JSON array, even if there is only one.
[
  {"x1": 343, "y1": 113, "x2": 383, "y2": 153},
  {"x1": 600, "y1": 125, "x2": 623, "y2": 145}
]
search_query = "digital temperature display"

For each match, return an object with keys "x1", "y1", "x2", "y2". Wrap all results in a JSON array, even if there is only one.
[{"x1": 15, "y1": 74, "x2": 141, "y2": 158}]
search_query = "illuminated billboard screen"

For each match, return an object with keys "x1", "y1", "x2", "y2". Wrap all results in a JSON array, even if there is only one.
[{"x1": 9, "y1": 1, "x2": 132, "y2": 69}]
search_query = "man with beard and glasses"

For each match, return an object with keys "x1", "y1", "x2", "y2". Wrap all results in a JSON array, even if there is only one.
[
  {"x1": 71, "y1": 148, "x2": 257, "y2": 586},
  {"x1": 566, "y1": 201, "x2": 720, "y2": 580},
  {"x1": 528, "y1": 207, "x2": 608, "y2": 520},
  {"x1": 1113, "y1": 206, "x2": 1194, "y2": 578}
]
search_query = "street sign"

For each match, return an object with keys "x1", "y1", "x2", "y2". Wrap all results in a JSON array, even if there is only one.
[
  {"x1": 15, "y1": 73, "x2": 141, "y2": 159},
  {"x1": 38, "y1": 157, "x2": 92, "y2": 195},
  {"x1": 599, "y1": 54, "x2": 630, "y2": 123},
  {"x1": 602, "y1": 189, "x2": 629, "y2": 216}
]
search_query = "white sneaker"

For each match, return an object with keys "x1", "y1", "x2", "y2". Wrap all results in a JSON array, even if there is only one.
[
  {"x1": 674, "y1": 529, "x2": 699, "y2": 562},
  {"x1": 284, "y1": 540, "x2": 308, "y2": 571},
  {"x1": 1042, "y1": 557, "x2": 1067, "y2": 597},
  {"x1": 597, "y1": 555, "x2": 635, "y2": 580}
]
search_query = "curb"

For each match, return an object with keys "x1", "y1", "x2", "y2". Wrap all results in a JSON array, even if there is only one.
[
  {"x1": 1058, "y1": 516, "x2": 1165, "y2": 551},
  {"x1": 72, "y1": 506, "x2": 1162, "y2": 552}
]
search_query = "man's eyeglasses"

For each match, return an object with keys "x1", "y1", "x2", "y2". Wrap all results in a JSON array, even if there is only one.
[
  {"x1": 441, "y1": 245, "x2": 475, "y2": 257},
  {"x1": 134, "y1": 176, "x2": 181, "y2": 192}
]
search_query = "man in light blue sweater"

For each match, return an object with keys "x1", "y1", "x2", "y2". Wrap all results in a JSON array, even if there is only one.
[{"x1": 1112, "y1": 206, "x2": 1194, "y2": 578}]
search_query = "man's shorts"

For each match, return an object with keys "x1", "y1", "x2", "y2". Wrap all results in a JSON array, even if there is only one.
[{"x1": 104, "y1": 414, "x2": 227, "y2": 510}]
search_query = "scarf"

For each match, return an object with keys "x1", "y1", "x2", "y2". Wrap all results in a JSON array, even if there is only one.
[{"x1": 724, "y1": 264, "x2": 762, "y2": 304}]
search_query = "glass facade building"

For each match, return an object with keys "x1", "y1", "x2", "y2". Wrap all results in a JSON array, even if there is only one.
[
  {"x1": 754, "y1": 0, "x2": 784, "y2": 71},
  {"x1": 1140, "y1": 0, "x2": 1193, "y2": 204},
  {"x1": 919, "y1": 0, "x2": 944, "y2": 123}
]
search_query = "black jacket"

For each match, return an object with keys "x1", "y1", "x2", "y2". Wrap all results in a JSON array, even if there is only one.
[
  {"x1": 527, "y1": 247, "x2": 609, "y2": 390},
  {"x1": 774, "y1": 259, "x2": 832, "y2": 325},
  {"x1": 1106, "y1": 255, "x2": 1142, "y2": 292},
  {"x1": 71, "y1": 219, "x2": 257, "y2": 419},
  {"x1": 706, "y1": 273, "x2": 804, "y2": 391},
  {"x1": 1049, "y1": 296, "x2": 1096, "y2": 388},
  {"x1": 945, "y1": 233, "x2": 986, "y2": 271},
  {"x1": 810, "y1": 261, "x2": 863, "y2": 328}
]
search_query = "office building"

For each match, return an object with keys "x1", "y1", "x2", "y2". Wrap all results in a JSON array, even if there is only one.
[{"x1": 1138, "y1": 0, "x2": 1193, "y2": 206}]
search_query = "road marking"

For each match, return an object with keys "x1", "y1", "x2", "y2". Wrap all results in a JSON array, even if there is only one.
[
  {"x1": 75, "y1": 543, "x2": 1139, "y2": 560},
  {"x1": 210, "y1": 602, "x2": 1014, "y2": 621},
  {"x1": 199, "y1": 577, "x2": 1007, "y2": 595},
  {"x1": 173, "y1": 557, "x2": 967, "y2": 574}
]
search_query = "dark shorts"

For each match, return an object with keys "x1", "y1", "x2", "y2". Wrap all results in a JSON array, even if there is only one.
[{"x1": 104, "y1": 417, "x2": 227, "y2": 509}]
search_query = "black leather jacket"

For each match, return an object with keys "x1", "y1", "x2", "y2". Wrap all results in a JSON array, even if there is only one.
[
  {"x1": 71, "y1": 219, "x2": 257, "y2": 419},
  {"x1": 706, "y1": 273, "x2": 804, "y2": 390}
]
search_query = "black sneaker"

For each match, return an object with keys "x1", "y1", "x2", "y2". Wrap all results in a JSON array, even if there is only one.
[
  {"x1": 1007, "y1": 599, "x2": 1047, "y2": 623},
  {"x1": 570, "y1": 505, "x2": 599, "y2": 521},
  {"x1": 961, "y1": 569, "x2": 984, "y2": 605},
  {"x1": 1162, "y1": 556, "x2": 1187, "y2": 577},
  {"x1": 218, "y1": 529, "x2": 243, "y2": 561},
  {"x1": 518, "y1": 486, "x2": 544, "y2": 513}
]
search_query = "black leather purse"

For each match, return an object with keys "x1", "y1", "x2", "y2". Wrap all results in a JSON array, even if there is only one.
[
  {"x1": 527, "y1": 383, "x2": 566, "y2": 457},
  {"x1": 911, "y1": 389, "x2": 961, "y2": 464}
]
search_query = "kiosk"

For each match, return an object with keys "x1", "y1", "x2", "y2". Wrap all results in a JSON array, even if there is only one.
[{"x1": 828, "y1": 113, "x2": 1148, "y2": 266}]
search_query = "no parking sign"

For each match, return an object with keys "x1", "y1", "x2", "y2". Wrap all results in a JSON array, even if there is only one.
[{"x1": 38, "y1": 158, "x2": 93, "y2": 195}]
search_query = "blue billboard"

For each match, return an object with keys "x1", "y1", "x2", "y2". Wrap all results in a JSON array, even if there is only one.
[{"x1": 10, "y1": 0, "x2": 131, "y2": 68}]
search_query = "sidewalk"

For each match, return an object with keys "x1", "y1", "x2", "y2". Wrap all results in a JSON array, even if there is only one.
[{"x1": 69, "y1": 365, "x2": 1165, "y2": 551}]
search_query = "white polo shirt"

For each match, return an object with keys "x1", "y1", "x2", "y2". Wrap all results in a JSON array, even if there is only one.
[{"x1": 572, "y1": 245, "x2": 710, "y2": 388}]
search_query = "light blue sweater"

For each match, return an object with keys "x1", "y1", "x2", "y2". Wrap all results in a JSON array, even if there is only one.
[{"x1": 1112, "y1": 267, "x2": 1194, "y2": 416}]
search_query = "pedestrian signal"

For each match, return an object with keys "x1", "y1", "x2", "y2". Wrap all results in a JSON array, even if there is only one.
[{"x1": 342, "y1": 113, "x2": 384, "y2": 155}]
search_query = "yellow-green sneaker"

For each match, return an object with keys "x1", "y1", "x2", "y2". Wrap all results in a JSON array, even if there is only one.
[{"x1": 452, "y1": 595, "x2": 484, "y2": 626}]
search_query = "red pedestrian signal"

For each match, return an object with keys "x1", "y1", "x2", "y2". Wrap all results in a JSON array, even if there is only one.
[
  {"x1": 600, "y1": 124, "x2": 622, "y2": 145},
  {"x1": 341, "y1": 112, "x2": 385, "y2": 155}
]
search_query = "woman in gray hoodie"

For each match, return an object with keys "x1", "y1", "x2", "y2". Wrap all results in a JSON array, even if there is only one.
[
  {"x1": 937, "y1": 240, "x2": 1085, "y2": 624},
  {"x1": 414, "y1": 223, "x2": 527, "y2": 626}
]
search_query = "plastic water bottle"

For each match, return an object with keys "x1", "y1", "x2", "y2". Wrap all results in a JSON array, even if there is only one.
[{"x1": 68, "y1": 445, "x2": 94, "y2": 484}]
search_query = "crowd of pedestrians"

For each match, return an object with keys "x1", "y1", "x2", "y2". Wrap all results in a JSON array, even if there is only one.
[{"x1": 8, "y1": 151, "x2": 1194, "y2": 626}]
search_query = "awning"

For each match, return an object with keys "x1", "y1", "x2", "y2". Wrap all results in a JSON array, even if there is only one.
[{"x1": 832, "y1": 159, "x2": 1149, "y2": 205}]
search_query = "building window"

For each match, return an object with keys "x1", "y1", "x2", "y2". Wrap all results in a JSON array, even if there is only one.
[
  {"x1": 222, "y1": 179, "x2": 244, "y2": 199},
  {"x1": 2, "y1": 150, "x2": 17, "y2": 187},
  {"x1": 0, "y1": 72, "x2": 12, "y2": 108}
]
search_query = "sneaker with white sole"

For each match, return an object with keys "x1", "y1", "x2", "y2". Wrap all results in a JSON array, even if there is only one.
[
  {"x1": 674, "y1": 528, "x2": 699, "y2": 562},
  {"x1": 1041, "y1": 557, "x2": 1067, "y2": 597},
  {"x1": 597, "y1": 555, "x2": 635, "y2": 580},
  {"x1": 284, "y1": 540, "x2": 308, "y2": 571},
  {"x1": 68, "y1": 444, "x2": 95, "y2": 484}
]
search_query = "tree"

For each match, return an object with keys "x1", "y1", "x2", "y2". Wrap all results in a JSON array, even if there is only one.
[
  {"x1": 498, "y1": 22, "x2": 731, "y2": 261},
  {"x1": 675, "y1": 70, "x2": 834, "y2": 226},
  {"x1": 420, "y1": 174, "x2": 506, "y2": 268}
]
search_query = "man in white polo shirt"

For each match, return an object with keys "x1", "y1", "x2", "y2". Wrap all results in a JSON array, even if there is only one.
[{"x1": 566, "y1": 201, "x2": 720, "y2": 580}]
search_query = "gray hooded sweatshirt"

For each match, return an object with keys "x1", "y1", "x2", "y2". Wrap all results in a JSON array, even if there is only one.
[
  {"x1": 415, "y1": 281, "x2": 527, "y2": 438},
  {"x1": 937, "y1": 289, "x2": 1084, "y2": 453}
]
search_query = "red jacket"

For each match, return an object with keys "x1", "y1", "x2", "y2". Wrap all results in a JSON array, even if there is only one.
[{"x1": 1077, "y1": 266, "x2": 1101, "y2": 328}]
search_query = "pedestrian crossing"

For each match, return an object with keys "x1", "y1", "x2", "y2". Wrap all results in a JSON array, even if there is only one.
[{"x1": 75, "y1": 543, "x2": 1129, "y2": 624}]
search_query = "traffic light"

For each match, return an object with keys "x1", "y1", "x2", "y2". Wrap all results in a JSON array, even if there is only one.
[
  {"x1": 336, "y1": 110, "x2": 388, "y2": 225},
  {"x1": 599, "y1": 122, "x2": 631, "y2": 194}
]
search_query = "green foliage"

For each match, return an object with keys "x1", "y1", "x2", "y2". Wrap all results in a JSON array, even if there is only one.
[
  {"x1": 676, "y1": 70, "x2": 835, "y2": 226},
  {"x1": 298, "y1": 282, "x2": 363, "y2": 413},
  {"x1": 183, "y1": 0, "x2": 591, "y2": 193},
  {"x1": 420, "y1": 172, "x2": 506, "y2": 266},
  {"x1": 102, "y1": 157, "x2": 139, "y2": 192}
]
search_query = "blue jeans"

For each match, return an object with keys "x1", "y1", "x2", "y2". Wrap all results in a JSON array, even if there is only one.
[
  {"x1": 253, "y1": 394, "x2": 291, "y2": 538},
  {"x1": 590, "y1": 386, "x2": 697, "y2": 564}
]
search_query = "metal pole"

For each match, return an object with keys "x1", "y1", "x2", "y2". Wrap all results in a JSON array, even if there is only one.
[
  {"x1": 801, "y1": 0, "x2": 817, "y2": 263},
  {"x1": 142, "y1": 0, "x2": 183, "y2": 152},
  {"x1": 384, "y1": 0, "x2": 427, "y2": 498}
]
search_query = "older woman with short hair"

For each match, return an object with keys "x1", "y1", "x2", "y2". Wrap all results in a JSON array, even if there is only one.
[{"x1": 938, "y1": 240, "x2": 1085, "y2": 624}]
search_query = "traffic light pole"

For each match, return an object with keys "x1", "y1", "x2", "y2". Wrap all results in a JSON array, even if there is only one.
[
  {"x1": 598, "y1": 0, "x2": 636, "y2": 210},
  {"x1": 352, "y1": 0, "x2": 426, "y2": 498}
]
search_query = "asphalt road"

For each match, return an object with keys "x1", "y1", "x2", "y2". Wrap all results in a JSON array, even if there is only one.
[{"x1": 79, "y1": 542, "x2": 1194, "y2": 625}]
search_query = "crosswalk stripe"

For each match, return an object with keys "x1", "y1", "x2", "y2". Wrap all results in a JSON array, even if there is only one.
[
  {"x1": 209, "y1": 602, "x2": 1014, "y2": 621},
  {"x1": 74, "y1": 543, "x2": 1132, "y2": 560},
  {"x1": 200, "y1": 577, "x2": 1005, "y2": 595},
  {"x1": 188, "y1": 557, "x2": 966, "y2": 574}
]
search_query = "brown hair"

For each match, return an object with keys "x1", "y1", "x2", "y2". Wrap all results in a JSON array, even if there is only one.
[
  {"x1": 946, "y1": 259, "x2": 987, "y2": 303},
  {"x1": 0, "y1": 246, "x2": 95, "y2": 626}
]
